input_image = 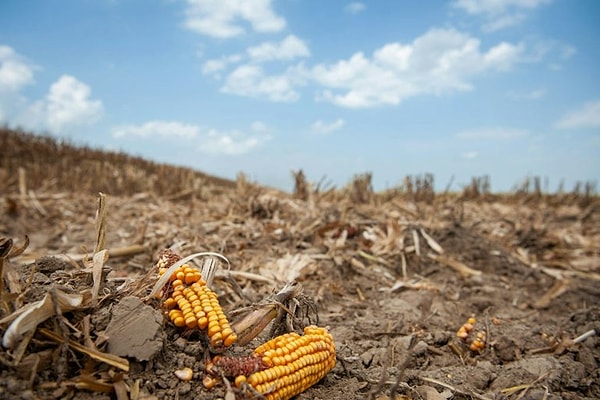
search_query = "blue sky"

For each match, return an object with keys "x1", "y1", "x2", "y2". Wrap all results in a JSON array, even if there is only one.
[{"x1": 1, "y1": 0, "x2": 599, "y2": 192}]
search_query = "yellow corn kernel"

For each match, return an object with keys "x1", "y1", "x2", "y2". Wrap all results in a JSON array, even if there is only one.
[
  {"x1": 202, "y1": 375, "x2": 219, "y2": 389},
  {"x1": 242, "y1": 326, "x2": 335, "y2": 400},
  {"x1": 197, "y1": 316, "x2": 208, "y2": 330},
  {"x1": 163, "y1": 297, "x2": 177, "y2": 309},
  {"x1": 234, "y1": 375, "x2": 246, "y2": 388},
  {"x1": 176, "y1": 270, "x2": 185, "y2": 282}
]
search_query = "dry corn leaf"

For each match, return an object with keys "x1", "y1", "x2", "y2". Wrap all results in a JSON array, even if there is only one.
[
  {"x1": 91, "y1": 250, "x2": 108, "y2": 302},
  {"x1": 357, "y1": 250, "x2": 391, "y2": 267},
  {"x1": 534, "y1": 278, "x2": 570, "y2": 309},
  {"x1": 14, "y1": 244, "x2": 146, "y2": 265},
  {"x1": 2, "y1": 288, "x2": 84, "y2": 349},
  {"x1": 427, "y1": 253, "x2": 482, "y2": 278},
  {"x1": 94, "y1": 192, "x2": 108, "y2": 253},
  {"x1": 383, "y1": 279, "x2": 440, "y2": 293},
  {"x1": 39, "y1": 328, "x2": 129, "y2": 371},
  {"x1": 260, "y1": 253, "x2": 318, "y2": 282},
  {"x1": 412, "y1": 229, "x2": 421, "y2": 256},
  {"x1": 71, "y1": 374, "x2": 114, "y2": 393},
  {"x1": 420, "y1": 228, "x2": 444, "y2": 254},
  {"x1": 114, "y1": 380, "x2": 129, "y2": 400}
]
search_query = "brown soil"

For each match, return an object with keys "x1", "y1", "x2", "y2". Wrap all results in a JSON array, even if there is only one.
[{"x1": 1, "y1": 186, "x2": 599, "y2": 400}]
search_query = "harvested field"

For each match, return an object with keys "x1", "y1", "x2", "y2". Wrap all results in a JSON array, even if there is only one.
[{"x1": 1, "y1": 129, "x2": 599, "y2": 400}]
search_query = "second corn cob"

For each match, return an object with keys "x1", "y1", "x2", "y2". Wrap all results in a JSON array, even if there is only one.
[{"x1": 209, "y1": 325, "x2": 336, "y2": 400}]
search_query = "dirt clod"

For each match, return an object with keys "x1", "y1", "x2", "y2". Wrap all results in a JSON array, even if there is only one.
[{"x1": 105, "y1": 296, "x2": 163, "y2": 361}]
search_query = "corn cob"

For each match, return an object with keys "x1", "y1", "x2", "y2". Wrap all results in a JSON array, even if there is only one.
[
  {"x1": 156, "y1": 248, "x2": 182, "y2": 273},
  {"x1": 209, "y1": 326, "x2": 335, "y2": 400},
  {"x1": 157, "y1": 251, "x2": 237, "y2": 349}
]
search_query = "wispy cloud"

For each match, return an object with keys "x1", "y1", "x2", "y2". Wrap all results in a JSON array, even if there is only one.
[
  {"x1": 112, "y1": 120, "x2": 200, "y2": 139},
  {"x1": 247, "y1": 35, "x2": 310, "y2": 62},
  {"x1": 461, "y1": 151, "x2": 478, "y2": 159},
  {"x1": 456, "y1": 127, "x2": 529, "y2": 140},
  {"x1": 507, "y1": 88, "x2": 546, "y2": 100},
  {"x1": 201, "y1": 54, "x2": 242, "y2": 76},
  {"x1": 0, "y1": 45, "x2": 34, "y2": 121},
  {"x1": 199, "y1": 129, "x2": 271, "y2": 155},
  {"x1": 221, "y1": 64, "x2": 301, "y2": 102},
  {"x1": 345, "y1": 2, "x2": 366, "y2": 15},
  {"x1": 555, "y1": 100, "x2": 600, "y2": 130},
  {"x1": 311, "y1": 28, "x2": 525, "y2": 108},
  {"x1": 183, "y1": 0, "x2": 285, "y2": 38},
  {"x1": 311, "y1": 118, "x2": 345, "y2": 134},
  {"x1": 452, "y1": 0, "x2": 552, "y2": 32},
  {"x1": 113, "y1": 120, "x2": 271, "y2": 155}
]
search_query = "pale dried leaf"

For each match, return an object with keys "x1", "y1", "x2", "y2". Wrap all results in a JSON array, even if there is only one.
[
  {"x1": 534, "y1": 278, "x2": 570, "y2": 309},
  {"x1": 91, "y1": 249, "x2": 108, "y2": 302},
  {"x1": 260, "y1": 253, "x2": 318, "y2": 282},
  {"x1": 412, "y1": 229, "x2": 421, "y2": 256},
  {"x1": 2, "y1": 289, "x2": 84, "y2": 348},
  {"x1": 427, "y1": 253, "x2": 482, "y2": 278},
  {"x1": 420, "y1": 228, "x2": 444, "y2": 254}
]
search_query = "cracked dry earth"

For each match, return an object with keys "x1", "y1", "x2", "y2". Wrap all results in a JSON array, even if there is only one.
[{"x1": 0, "y1": 190, "x2": 599, "y2": 400}]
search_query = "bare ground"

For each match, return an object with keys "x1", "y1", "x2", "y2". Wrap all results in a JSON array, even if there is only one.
[{"x1": 1, "y1": 188, "x2": 599, "y2": 400}]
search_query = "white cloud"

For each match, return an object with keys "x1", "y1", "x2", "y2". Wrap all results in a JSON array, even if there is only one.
[
  {"x1": 183, "y1": 0, "x2": 285, "y2": 38},
  {"x1": 555, "y1": 100, "x2": 600, "y2": 130},
  {"x1": 311, "y1": 119, "x2": 345, "y2": 134},
  {"x1": 221, "y1": 64, "x2": 300, "y2": 102},
  {"x1": 0, "y1": 46, "x2": 103, "y2": 134},
  {"x1": 112, "y1": 120, "x2": 201, "y2": 139},
  {"x1": 0, "y1": 45, "x2": 35, "y2": 92},
  {"x1": 452, "y1": 0, "x2": 552, "y2": 32},
  {"x1": 456, "y1": 127, "x2": 529, "y2": 140},
  {"x1": 311, "y1": 28, "x2": 525, "y2": 108},
  {"x1": 44, "y1": 75, "x2": 103, "y2": 133},
  {"x1": 345, "y1": 2, "x2": 366, "y2": 14},
  {"x1": 0, "y1": 45, "x2": 36, "y2": 122},
  {"x1": 201, "y1": 54, "x2": 242, "y2": 75},
  {"x1": 247, "y1": 35, "x2": 310, "y2": 62},
  {"x1": 199, "y1": 129, "x2": 271, "y2": 155},
  {"x1": 18, "y1": 75, "x2": 103, "y2": 134}
]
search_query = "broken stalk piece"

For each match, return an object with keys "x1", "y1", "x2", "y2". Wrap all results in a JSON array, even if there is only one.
[{"x1": 231, "y1": 281, "x2": 312, "y2": 346}]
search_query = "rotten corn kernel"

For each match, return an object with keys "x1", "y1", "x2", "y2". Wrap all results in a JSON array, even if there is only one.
[
  {"x1": 209, "y1": 326, "x2": 336, "y2": 400},
  {"x1": 160, "y1": 263, "x2": 237, "y2": 348}
]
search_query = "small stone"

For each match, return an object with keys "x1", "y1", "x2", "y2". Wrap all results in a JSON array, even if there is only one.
[
  {"x1": 173, "y1": 337, "x2": 187, "y2": 350},
  {"x1": 178, "y1": 382, "x2": 192, "y2": 395}
]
